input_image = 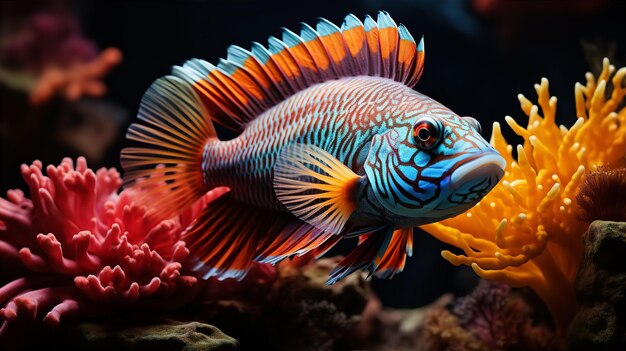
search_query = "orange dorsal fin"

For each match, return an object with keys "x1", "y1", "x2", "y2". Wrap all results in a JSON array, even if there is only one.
[{"x1": 173, "y1": 11, "x2": 424, "y2": 132}]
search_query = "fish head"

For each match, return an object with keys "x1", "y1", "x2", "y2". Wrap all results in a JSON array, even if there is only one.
[{"x1": 364, "y1": 109, "x2": 505, "y2": 221}]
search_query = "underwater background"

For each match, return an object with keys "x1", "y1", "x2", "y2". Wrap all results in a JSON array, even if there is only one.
[{"x1": 1, "y1": 0, "x2": 626, "y2": 350}]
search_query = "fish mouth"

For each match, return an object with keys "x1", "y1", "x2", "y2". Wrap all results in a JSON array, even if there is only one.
[{"x1": 450, "y1": 152, "x2": 506, "y2": 191}]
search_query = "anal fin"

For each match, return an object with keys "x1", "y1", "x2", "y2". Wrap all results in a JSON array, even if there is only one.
[
  {"x1": 327, "y1": 227, "x2": 414, "y2": 284},
  {"x1": 372, "y1": 227, "x2": 414, "y2": 279},
  {"x1": 183, "y1": 191, "x2": 341, "y2": 280}
]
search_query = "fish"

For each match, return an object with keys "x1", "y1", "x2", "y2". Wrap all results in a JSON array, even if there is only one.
[{"x1": 121, "y1": 11, "x2": 506, "y2": 283}]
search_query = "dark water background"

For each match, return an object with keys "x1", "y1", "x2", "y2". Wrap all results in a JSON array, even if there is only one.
[{"x1": 1, "y1": 0, "x2": 625, "y2": 308}]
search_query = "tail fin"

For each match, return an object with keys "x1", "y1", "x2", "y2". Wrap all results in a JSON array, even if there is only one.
[{"x1": 121, "y1": 75, "x2": 217, "y2": 219}]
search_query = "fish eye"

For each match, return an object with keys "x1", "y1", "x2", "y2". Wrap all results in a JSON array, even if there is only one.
[
  {"x1": 412, "y1": 117, "x2": 442, "y2": 149},
  {"x1": 464, "y1": 116, "x2": 482, "y2": 134}
]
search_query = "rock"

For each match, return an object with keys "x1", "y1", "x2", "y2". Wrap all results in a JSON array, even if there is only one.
[
  {"x1": 567, "y1": 220, "x2": 626, "y2": 351},
  {"x1": 200, "y1": 257, "x2": 372, "y2": 351},
  {"x1": 74, "y1": 320, "x2": 239, "y2": 351}
]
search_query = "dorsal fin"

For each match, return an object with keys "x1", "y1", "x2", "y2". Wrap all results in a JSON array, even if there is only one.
[{"x1": 173, "y1": 11, "x2": 425, "y2": 132}]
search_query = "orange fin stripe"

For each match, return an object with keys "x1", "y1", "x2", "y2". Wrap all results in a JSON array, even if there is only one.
[
  {"x1": 251, "y1": 42, "x2": 294, "y2": 95},
  {"x1": 209, "y1": 70, "x2": 259, "y2": 117},
  {"x1": 257, "y1": 226, "x2": 336, "y2": 264},
  {"x1": 408, "y1": 47, "x2": 425, "y2": 87},
  {"x1": 229, "y1": 67, "x2": 272, "y2": 102},
  {"x1": 379, "y1": 27, "x2": 399, "y2": 80},
  {"x1": 340, "y1": 17, "x2": 368, "y2": 76},
  {"x1": 300, "y1": 24, "x2": 332, "y2": 72},
  {"x1": 223, "y1": 46, "x2": 273, "y2": 92},
  {"x1": 316, "y1": 19, "x2": 349, "y2": 75},
  {"x1": 173, "y1": 11, "x2": 424, "y2": 132},
  {"x1": 281, "y1": 28, "x2": 318, "y2": 73},
  {"x1": 364, "y1": 15, "x2": 381, "y2": 76},
  {"x1": 207, "y1": 70, "x2": 257, "y2": 118},
  {"x1": 191, "y1": 79, "x2": 243, "y2": 130},
  {"x1": 269, "y1": 37, "x2": 304, "y2": 83}
]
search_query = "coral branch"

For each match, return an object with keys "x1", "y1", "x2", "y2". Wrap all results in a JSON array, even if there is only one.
[{"x1": 0, "y1": 157, "x2": 217, "y2": 331}]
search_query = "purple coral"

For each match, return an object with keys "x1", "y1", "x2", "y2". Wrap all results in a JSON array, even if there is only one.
[
  {"x1": 2, "y1": 12, "x2": 97, "y2": 72},
  {"x1": 422, "y1": 281, "x2": 562, "y2": 351},
  {"x1": 452, "y1": 281, "x2": 512, "y2": 345},
  {"x1": 0, "y1": 157, "x2": 226, "y2": 333}
]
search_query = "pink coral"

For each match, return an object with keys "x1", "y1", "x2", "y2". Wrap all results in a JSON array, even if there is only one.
[{"x1": 0, "y1": 157, "x2": 226, "y2": 333}]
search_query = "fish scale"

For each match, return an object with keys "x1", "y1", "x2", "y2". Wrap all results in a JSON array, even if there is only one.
[
  {"x1": 121, "y1": 12, "x2": 505, "y2": 283},
  {"x1": 203, "y1": 76, "x2": 419, "y2": 209}
]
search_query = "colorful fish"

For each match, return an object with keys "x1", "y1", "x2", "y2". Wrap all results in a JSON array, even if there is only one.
[{"x1": 121, "y1": 12, "x2": 506, "y2": 283}]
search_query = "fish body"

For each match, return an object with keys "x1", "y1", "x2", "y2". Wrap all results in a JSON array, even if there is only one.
[
  {"x1": 205, "y1": 76, "x2": 498, "y2": 226},
  {"x1": 204, "y1": 76, "x2": 410, "y2": 211},
  {"x1": 122, "y1": 12, "x2": 505, "y2": 282}
]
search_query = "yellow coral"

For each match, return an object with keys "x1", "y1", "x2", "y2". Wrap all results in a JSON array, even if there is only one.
[{"x1": 421, "y1": 58, "x2": 626, "y2": 330}]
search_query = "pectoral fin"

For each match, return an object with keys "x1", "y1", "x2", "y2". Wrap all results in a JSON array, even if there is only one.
[{"x1": 273, "y1": 144, "x2": 361, "y2": 235}]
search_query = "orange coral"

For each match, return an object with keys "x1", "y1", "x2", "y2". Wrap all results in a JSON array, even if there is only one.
[
  {"x1": 29, "y1": 47, "x2": 122, "y2": 105},
  {"x1": 421, "y1": 58, "x2": 626, "y2": 330}
]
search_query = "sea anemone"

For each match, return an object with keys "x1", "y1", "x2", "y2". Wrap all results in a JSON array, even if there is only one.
[
  {"x1": 576, "y1": 167, "x2": 626, "y2": 222},
  {"x1": 420, "y1": 58, "x2": 626, "y2": 330},
  {"x1": 0, "y1": 157, "x2": 226, "y2": 332}
]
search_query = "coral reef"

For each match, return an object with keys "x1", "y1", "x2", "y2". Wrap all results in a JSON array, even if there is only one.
[
  {"x1": 353, "y1": 281, "x2": 560, "y2": 351},
  {"x1": 422, "y1": 301, "x2": 484, "y2": 351},
  {"x1": 421, "y1": 281, "x2": 561, "y2": 351},
  {"x1": 201, "y1": 257, "x2": 371, "y2": 351},
  {"x1": 0, "y1": 157, "x2": 225, "y2": 333},
  {"x1": 567, "y1": 220, "x2": 626, "y2": 351},
  {"x1": 74, "y1": 320, "x2": 239, "y2": 351},
  {"x1": 421, "y1": 58, "x2": 626, "y2": 329},
  {"x1": 0, "y1": 156, "x2": 363, "y2": 350},
  {"x1": 576, "y1": 167, "x2": 626, "y2": 222},
  {"x1": 355, "y1": 294, "x2": 468, "y2": 351}
]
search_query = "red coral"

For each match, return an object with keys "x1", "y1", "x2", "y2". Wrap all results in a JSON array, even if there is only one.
[{"x1": 0, "y1": 157, "x2": 227, "y2": 332}]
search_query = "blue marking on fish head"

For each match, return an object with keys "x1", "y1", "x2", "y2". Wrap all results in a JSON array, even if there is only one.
[{"x1": 364, "y1": 108, "x2": 505, "y2": 222}]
